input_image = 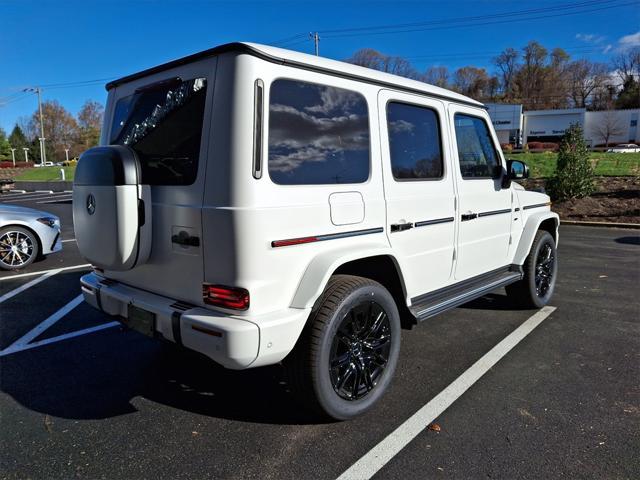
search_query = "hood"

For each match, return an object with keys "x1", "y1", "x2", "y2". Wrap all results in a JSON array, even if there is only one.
[{"x1": 0, "y1": 203, "x2": 57, "y2": 219}]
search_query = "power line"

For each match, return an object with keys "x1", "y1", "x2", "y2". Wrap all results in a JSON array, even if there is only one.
[
  {"x1": 321, "y1": 1, "x2": 635, "y2": 39},
  {"x1": 317, "y1": 0, "x2": 619, "y2": 35}
]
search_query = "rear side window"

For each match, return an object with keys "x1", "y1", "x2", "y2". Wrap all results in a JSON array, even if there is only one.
[
  {"x1": 110, "y1": 77, "x2": 207, "y2": 185},
  {"x1": 387, "y1": 102, "x2": 443, "y2": 180},
  {"x1": 268, "y1": 79, "x2": 370, "y2": 185},
  {"x1": 453, "y1": 114, "x2": 500, "y2": 179}
]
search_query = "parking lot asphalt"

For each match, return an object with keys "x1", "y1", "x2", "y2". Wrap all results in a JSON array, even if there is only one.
[{"x1": 0, "y1": 191, "x2": 638, "y2": 480}]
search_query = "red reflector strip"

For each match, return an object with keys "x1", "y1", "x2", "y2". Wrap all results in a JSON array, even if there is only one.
[
  {"x1": 271, "y1": 236, "x2": 318, "y2": 248},
  {"x1": 271, "y1": 227, "x2": 384, "y2": 248},
  {"x1": 191, "y1": 324, "x2": 223, "y2": 337}
]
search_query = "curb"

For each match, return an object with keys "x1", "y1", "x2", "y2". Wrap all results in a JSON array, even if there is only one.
[{"x1": 561, "y1": 220, "x2": 640, "y2": 229}]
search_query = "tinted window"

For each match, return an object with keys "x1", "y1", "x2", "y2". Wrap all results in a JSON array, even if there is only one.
[
  {"x1": 268, "y1": 79, "x2": 369, "y2": 185},
  {"x1": 110, "y1": 77, "x2": 207, "y2": 185},
  {"x1": 387, "y1": 102, "x2": 443, "y2": 180},
  {"x1": 454, "y1": 114, "x2": 500, "y2": 179}
]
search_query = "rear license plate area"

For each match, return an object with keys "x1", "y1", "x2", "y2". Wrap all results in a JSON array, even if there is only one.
[{"x1": 126, "y1": 304, "x2": 156, "y2": 337}]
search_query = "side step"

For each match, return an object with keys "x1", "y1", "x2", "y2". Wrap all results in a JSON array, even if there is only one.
[{"x1": 410, "y1": 266, "x2": 523, "y2": 321}]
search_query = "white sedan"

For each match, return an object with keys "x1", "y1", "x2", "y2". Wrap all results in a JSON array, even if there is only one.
[
  {"x1": 606, "y1": 144, "x2": 640, "y2": 153},
  {"x1": 0, "y1": 204, "x2": 62, "y2": 270}
]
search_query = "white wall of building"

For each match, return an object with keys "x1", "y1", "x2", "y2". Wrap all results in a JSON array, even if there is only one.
[
  {"x1": 487, "y1": 104, "x2": 640, "y2": 147},
  {"x1": 584, "y1": 109, "x2": 640, "y2": 146},
  {"x1": 485, "y1": 103, "x2": 522, "y2": 145},
  {"x1": 522, "y1": 109, "x2": 585, "y2": 144}
]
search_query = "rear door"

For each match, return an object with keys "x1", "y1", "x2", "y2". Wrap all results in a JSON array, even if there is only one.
[
  {"x1": 378, "y1": 90, "x2": 456, "y2": 299},
  {"x1": 448, "y1": 105, "x2": 513, "y2": 281},
  {"x1": 102, "y1": 59, "x2": 216, "y2": 305}
]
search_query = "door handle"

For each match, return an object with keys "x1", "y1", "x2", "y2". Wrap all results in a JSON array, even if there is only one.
[
  {"x1": 461, "y1": 213, "x2": 478, "y2": 222},
  {"x1": 390, "y1": 222, "x2": 414, "y2": 232}
]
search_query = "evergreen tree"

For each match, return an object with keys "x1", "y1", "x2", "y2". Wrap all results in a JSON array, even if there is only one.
[
  {"x1": 0, "y1": 128, "x2": 11, "y2": 160},
  {"x1": 547, "y1": 123, "x2": 595, "y2": 200},
  {"x1": 8, "y1": 124, "x2": 29, "y2": 152}
]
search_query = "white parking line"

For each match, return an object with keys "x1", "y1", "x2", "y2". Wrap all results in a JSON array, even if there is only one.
[
  {"x1": 61, "y1": 238, "x2": 76, "y2": 243},
  {"x1": 37, "y1": 196, "x2": 73, "y2": 204},
  {"x1": 3, "y1": 295, "x2": 84, "y2": 351},
  {"x1": 0, "y1": 322, "x2": 119, "y2": 357},
  {"x1": 0, "y1": 192, "x2": 53, "y2": 200},
  {"x1": 0, "y1": 263, "x2": 91, "y2": 282},
  {"x1": 336, "y1": 305, "x2": 557, "y2": 480},
  {"x1": 0, "y1": 268, "x2": 62, "y2": 304},
  {"x1": 1, "y1": 192, "x2": 71, "y2": 203}
]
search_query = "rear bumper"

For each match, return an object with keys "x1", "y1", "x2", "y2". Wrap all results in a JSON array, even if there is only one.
[{"x1": 80, "y1": 272, "x2": 310, "y2": 370}]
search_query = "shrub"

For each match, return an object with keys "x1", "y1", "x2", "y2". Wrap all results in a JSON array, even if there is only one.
[
  {"x1": 501, "y1": 143, "x2": 513, "y2": 153},
  {"x1": 526, "y1": 141, "x2": 544, "y2": 150},
  {"x1": 542, "y1": 142, "x2": 559, "y2": 151},
  {"x1": 546, "y1": 123, "x2": 595, "y2": 201},
  {"x1": 0, "y1": 161, "x2": 34, "y2": 169}
]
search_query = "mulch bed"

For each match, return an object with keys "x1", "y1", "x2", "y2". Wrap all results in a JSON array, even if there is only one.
[{"x1": 520, "y1": 176, "x2": 639, "y2": 224}]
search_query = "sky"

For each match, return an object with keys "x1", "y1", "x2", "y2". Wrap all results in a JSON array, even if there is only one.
[{"x1": 1, "y1": 0, "x2": 639, "y2": 133}]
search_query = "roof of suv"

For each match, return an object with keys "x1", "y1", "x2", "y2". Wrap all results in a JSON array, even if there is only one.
[{"x1": 106, "y1": 42, "x2": 484, "y2": 109}]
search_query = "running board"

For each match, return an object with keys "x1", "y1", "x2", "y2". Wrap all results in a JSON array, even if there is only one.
[{"x1": 409, "y1": 266, "x2": 523, "y2": 321}]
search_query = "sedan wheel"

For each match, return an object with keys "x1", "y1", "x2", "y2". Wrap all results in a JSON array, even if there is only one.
[{"x1": 0, "y1": 227, "x2": 39, "y2": 270}]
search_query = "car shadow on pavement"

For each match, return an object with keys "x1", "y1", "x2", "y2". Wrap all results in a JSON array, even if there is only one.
[
  {"x1": 615, "y1": 236, "x2": 640, "y2": 245},
  {"x1": 0, "y1": 326, "x2": 327, "y2": 425},
  {"x1": 457, "y1": 292, "x2": 538, "y2": 312}
]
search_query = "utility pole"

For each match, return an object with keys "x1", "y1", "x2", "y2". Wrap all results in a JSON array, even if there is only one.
[
  {"x1": 309, "y1": 32, "x2": 320, "y2": 56},
  {"x1": 23, "y1": 87, "x2": 46, "y2": 165},
  {"x1": 10, "y1": 148, "x2": 16, "y2": 167}
]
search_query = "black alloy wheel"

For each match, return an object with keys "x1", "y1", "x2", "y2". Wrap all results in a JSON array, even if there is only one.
[
  {"x1": 535, "y1": 242, "x2": 555, "y2": 298},
  {"x1": 329, "y1": 300, "x2": 392, "y2": 401}
]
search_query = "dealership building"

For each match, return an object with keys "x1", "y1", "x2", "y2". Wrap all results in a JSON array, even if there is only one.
[{"x1": 486, "y1": 104, "x2": 640, "y2": 147}]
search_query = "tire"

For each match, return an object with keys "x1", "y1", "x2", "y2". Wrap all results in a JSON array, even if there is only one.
[
  {"x1": 0, "y1": 226, "x2": 39, "y2": 271},
  {"x1": 506, "y1": 230, "x2": 558, "y2": 308},
  {"x1": 286, "y1": 275, "x2": 401, "y2": 420}
]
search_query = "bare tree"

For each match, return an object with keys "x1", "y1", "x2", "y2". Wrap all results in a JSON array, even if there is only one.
[
  {"x1": 591, "y1": 111, "x2": 626, "y2": 147},
  {"x1": 347, "y1": 48, "x2": 386, "y2": 70},
  {"x1": 347, "y1": 48, "x2": 420, "y2": 79},
  {"x1": 567, "y1": 60, "x2": 610, "y2": 108},
  {"x1": 29, "y1": 100, "x2": 79, "y2": 162},
  {"x1": 452, "y1": 66, "x2": 489, "y2": 99},
  {"x1": 516, "y1": 41, "x2": 548, "y2": 109},
  {"x1": 611, "y1": 47, "x2": 640, "y2": 85},
  {"x1": 423, "y1": 66, "x2": 449, "y2": 88},
  {"x1": 77, "y1": 100, "x2": 104, "y2": 150},
  {"x1": 493, "y1": 47, "x2": 519, "y2": 99}
]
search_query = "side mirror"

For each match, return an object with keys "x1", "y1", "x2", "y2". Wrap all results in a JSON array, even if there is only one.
[{"x1": 502, "y1": 159, "x2": 529, "y2": 188}]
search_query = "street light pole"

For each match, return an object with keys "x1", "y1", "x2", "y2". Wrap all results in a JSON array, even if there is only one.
[
  {"x1": 64, "y1": 148, "x2": 70, "y2": 162},
  {"x1": 309, "y1": 32, "x2": 320, "y2": 56},
  {"x1": 23, "y1": 148, "x2": 29, "y2": 162},
  {"x1": 10, "y1": 148, "x2": 16, "y2": 167},
  {"x1": 23, "y1": 87, "x2": 47, "y2": 165}
]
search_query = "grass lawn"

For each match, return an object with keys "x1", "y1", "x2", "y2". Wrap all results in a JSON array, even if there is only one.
[
  {"x1": 14, "y1": 166, "x2": 76, "y2": 181},
  {"x1": 9, "y1": 152, "x2": 640, "y2": 182},
  {"x1": 507, "y1": 152, "x2": 640, "y2": 178}
]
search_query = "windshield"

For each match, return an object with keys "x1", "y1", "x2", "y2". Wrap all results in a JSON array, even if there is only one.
[{"x1": 110, "y1": 77, "x2": 207, "y2": 185}]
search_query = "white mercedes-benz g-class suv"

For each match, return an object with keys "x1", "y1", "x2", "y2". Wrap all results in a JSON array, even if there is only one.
[{"x1": 74, "y1": 42, "x2": 558, "y2": 420}]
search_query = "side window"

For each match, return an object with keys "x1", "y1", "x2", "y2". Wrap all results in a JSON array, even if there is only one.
[
  {"x1": 268, "y1": 79, "x2": 370, "y2": 185},
  {"x1": 387, "y1": 102, "x2": 443, "y2": 180},
  {"x1": 453, "y1": 113, "x2": 500, "y2": 179}
]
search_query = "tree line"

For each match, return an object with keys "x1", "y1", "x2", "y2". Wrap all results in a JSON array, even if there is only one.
[
  {"x1": 0, "y1": 99, "x2": 103, "y2": 164},
  {"x1": 347, "y1": 41, "x2": 640, "y2": 111}
]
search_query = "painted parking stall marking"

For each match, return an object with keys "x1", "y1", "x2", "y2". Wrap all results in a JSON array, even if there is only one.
[{"x1": 337, "y1": 305, "x2": 557, "y2": 480}]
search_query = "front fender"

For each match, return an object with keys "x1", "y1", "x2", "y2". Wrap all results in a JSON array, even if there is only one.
[
  {"x1": 290, "y1": 244, "x2": 403, "y2": 309},
  {"x1": 512, "y1": 211, "x2": 560, "y2": 265}
]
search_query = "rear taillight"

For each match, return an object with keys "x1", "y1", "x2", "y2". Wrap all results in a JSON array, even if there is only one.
[{"x1": 203, "y1": 284, "x2": 250, "y2": 310}]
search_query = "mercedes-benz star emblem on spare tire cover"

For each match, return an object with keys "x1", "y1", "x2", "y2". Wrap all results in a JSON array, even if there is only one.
[{"x1": 86, "y1": 194, "x2": 96, "y2": 215}]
